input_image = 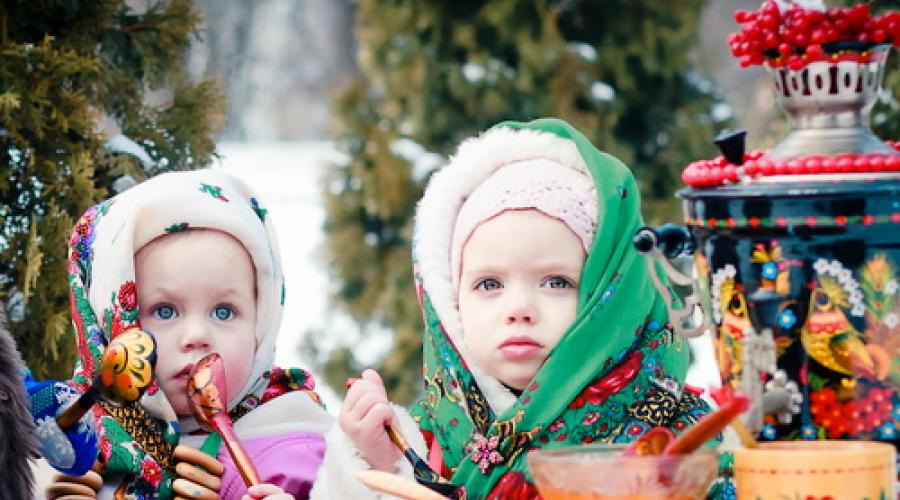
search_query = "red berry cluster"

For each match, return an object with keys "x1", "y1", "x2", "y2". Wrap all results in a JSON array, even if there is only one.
[
  {"x1": 810, "y1": 385, "x2": 895, "y2": 439},
  {"x1": 729, "y1": 1, "x2": 900, "y2": 69},
  {"x1": 682, "y1": 142, "x2": 900, "y2": 188}
]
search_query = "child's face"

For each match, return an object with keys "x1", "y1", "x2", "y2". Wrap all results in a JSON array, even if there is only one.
[
  {"x1": 457, "y1": 210, "x2": 585, "y2": 391},
  {"x1": 136, "y1": 230, "x2": 257, "y2": 416}
]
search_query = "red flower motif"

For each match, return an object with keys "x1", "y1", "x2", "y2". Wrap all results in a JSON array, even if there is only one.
[
  {"x1": 140, "y1": 456, "x2": 163, "y2": 488},
  {"x1": 627, "y1": 424, "x2": 644, "y2": 435},
  {"x1": 110, "y1": 311, "x2": 124, "y2": 338},
  {"x1": 99, "y1": 437, "x2": 112, "y2": 461},
  {"x1": 118, "y1": 281, "x2": 138, "y2": 311},
  {"x1": 548, "y1": 419, "x2": 565, "y2": 432},
  {"x1": 263, "y1": 384, "x2": 288, "y2": 401},
  {"x1": 582, "y1": 412, "x2": 600, "y2": 426},
  {"x1": 487, "y1": 471, "x2": 540, "y2": 500},
  {"x1": 569, "y1": 351, "x2": 644, "y2": 409},
  {"x1": 70, "y1": 218, "x2": 91, "y2": 248}
]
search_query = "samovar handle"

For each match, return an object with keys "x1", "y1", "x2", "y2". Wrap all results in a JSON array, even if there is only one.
[{"x1": 633, "y1": 224, "x2": 706, "y2": 338}]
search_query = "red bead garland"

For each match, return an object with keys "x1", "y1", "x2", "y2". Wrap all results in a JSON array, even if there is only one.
[{"x1": 681, "y1": 142, "x2": 900, "y2": 188}]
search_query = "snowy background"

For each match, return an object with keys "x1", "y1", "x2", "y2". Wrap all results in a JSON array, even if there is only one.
[{"x1": 213, "y1": 142, "x2": 348, "y2": 409}]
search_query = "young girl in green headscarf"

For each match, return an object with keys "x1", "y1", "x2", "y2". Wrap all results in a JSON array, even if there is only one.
[{"x1": 312, "y1": 118, "x2": 714, "y2": 499}]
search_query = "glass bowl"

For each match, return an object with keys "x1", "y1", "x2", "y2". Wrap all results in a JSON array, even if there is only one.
[{"x1": 527, "y1": 444, "x2": 718, "y2": 500}]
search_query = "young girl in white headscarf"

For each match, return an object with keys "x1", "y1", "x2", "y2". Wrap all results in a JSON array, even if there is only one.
[{"x1": 46, "y1": 170, "x2": 332, "y2": 500}]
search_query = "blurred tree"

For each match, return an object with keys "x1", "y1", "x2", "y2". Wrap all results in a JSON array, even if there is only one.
[
  {"x1": 0, "y1": 0, "x2": 225, "y2": 379},
  {"x1": 323, "y1": 0, "x2": 730, "y2": 403},
  {"x1": 870, "y1": 0, "x2": 900, "y2": 138}
]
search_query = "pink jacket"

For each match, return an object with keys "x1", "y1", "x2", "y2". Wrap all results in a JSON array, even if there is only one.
[{"x1": 217, "y1": 431, "x2": 326, "y2": 499}]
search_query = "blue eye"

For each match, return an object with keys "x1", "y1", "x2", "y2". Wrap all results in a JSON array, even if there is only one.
[
  {"x1": 213, "y1": 305, "x2": 235, "y2": 321},
  {"x1": 544, "y1": 276, "x2": 575, "y2": 289},
  {"x1": 474, "y1": 278, "x2": 502, "y2": 291},
  {"x1": 154, "y1": 305, "x2": 177, "y2": 320}
]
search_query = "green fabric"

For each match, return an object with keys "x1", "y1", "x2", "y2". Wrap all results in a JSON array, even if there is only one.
[
  {"x1": 199, "y1": 432, "x2": 223, "y2": 459},
  {"x1": 409, "y1": 118, "x2": 713, "y2": 498}
]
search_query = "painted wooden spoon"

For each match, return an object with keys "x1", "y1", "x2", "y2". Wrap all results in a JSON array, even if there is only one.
[
  {"x1": 56, "y1": 327, "x2": 157, "y2": 430},
  {"x1": 385, "y1": 424, "x2": 465, "y2": 499},
  {"x1": 347, "y1": 377, "x2": 465, "y2": 499},
  {"x1": 186, "y1": 352, "x2": 260, "y2": 486},
  {"x1": 357, "y1": 470, "x2": 446, "y2": 500},
  {"x1": 623, "y1": 390, "x2": 750, "y2": 457},
  {"x1": 663, "y1": 391, "x2": 749, "y2": 455}
]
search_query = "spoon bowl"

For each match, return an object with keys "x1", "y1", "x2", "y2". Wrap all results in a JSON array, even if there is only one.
[{"x1": 186, "y1": 352, "x2": 261, "y2": 487}]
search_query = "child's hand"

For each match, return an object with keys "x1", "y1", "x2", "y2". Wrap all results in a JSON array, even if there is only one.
[
  {"x1": 341, "y1": 369, "x2": 403, "y2": 472},
  {"x1": 242, "y1": 483, "x2": 294, "y2": 499},
  {"x1": 172, "y1": 444, "x2": 224, "y2": 499},
  {"x1": 45, "y1": 460, "x2": 103, "y2": 499}
]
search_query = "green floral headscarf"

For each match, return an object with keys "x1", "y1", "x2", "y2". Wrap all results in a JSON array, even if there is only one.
[{"x1": 409, "y1": 118, "x2": 712, "y2": 498}]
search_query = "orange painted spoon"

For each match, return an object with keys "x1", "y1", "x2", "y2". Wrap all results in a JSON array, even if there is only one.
[
  {"x1": 663, "y1": 391, "x2": 749, "y2": 455},
  {"x1": 623, "y1": 390, "x2": 750, "y2": 457},
  {"x1": 187, "y1": 353, "x2": 260, "y2": 486}
]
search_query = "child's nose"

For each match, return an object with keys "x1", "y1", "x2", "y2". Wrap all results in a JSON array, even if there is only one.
[
  {"x1": 506, "y1": 311, "x2": 534, "y2": 324},
  {"x1": 505, "y1": 291, "x2": 536, "y2": 324},
  {"x1": 180, "y1": 318, "x2": 211, "y2": 351}
]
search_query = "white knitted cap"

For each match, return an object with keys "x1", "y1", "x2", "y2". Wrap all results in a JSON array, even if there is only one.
[{"x1": 450, "y1": 158, "x2": 597, "y2": 290}]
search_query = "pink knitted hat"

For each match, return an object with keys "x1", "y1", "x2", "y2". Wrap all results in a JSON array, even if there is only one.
[{"x1": 450, "y1": 158, "x2": 598, "y2": 290}]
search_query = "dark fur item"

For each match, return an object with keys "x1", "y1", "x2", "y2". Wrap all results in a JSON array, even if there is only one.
[{"x1": 0, "y1": 311, "x2": 38, "y2": 500}]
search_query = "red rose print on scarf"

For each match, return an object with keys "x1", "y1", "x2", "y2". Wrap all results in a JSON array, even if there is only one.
[
  {"x1": 118, "y1": 281, "x2": 138, "y2": 311},
  {"x1": 486, "y1": 471, "x2": 539, "y2": 500},
  {"x1": 569, "y1": 350, "x2": 643, "y2": 409}
]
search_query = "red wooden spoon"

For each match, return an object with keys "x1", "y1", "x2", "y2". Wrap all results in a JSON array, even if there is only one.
[{"x1": 187, "y1": 353, "x2": 260, "y2": 486}]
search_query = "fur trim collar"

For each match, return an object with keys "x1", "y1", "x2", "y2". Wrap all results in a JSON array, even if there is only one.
[{"x1": 309, "y1": 405, "x2": 422, "y2": 499}]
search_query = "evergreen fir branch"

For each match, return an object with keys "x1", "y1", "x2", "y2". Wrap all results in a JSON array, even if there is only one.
[{"x1": 0, "y1": 0, "x2": 225, "y2": 378}]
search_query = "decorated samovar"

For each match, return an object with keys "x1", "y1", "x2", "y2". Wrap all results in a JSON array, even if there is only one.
[{"x1": 678, "y1": 1, "x2": 900, "y2": 445}]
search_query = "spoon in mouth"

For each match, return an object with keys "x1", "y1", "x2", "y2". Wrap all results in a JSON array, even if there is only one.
[{"x1": 187, "y1": 352, "x2": 260, "y2": 486}]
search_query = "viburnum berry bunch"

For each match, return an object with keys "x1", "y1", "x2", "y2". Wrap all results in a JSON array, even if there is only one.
[{"x1": 729, "y1": 1, "x2": 900, "y2": 69}]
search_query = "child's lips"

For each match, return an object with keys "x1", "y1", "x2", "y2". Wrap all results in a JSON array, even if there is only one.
[
  {"x1": 174, "y1": 364, "x2": 194, "y2": 381},
  {"x1": 499, "y1": 337, "x2": 543, "y2": 360}
]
